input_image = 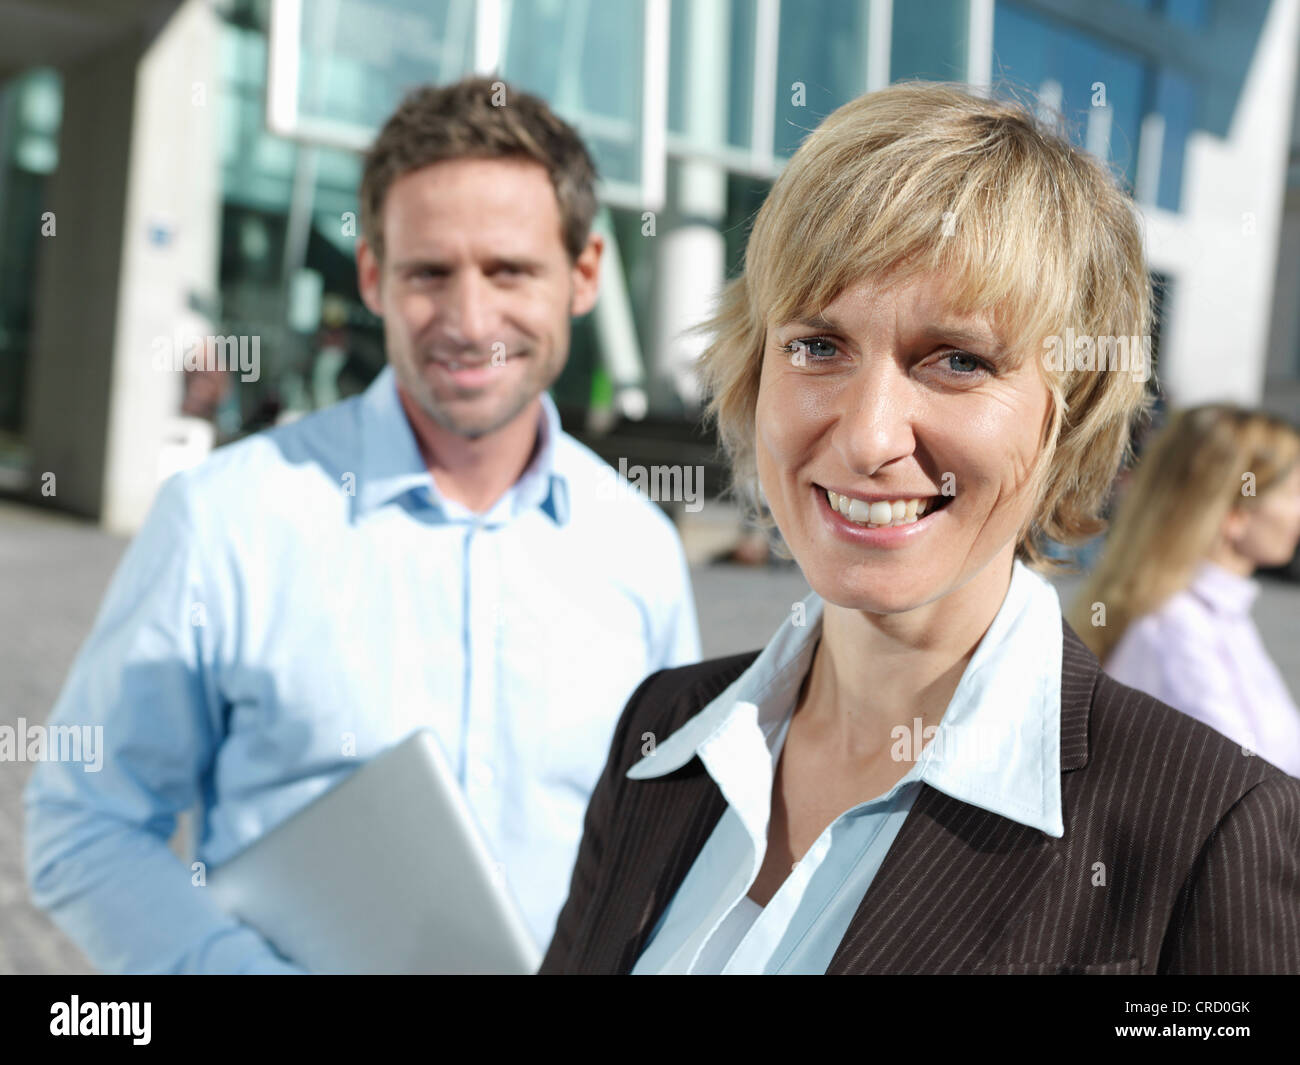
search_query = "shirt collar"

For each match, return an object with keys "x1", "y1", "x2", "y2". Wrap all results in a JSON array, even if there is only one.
[
  {"x1": 628, "y1": 559, "x2": 1065, "y2": 838},
  {"x1": 353, "y1": 365, "x2": 569, "y2": 525},
  {"x1": 1188, "y1": 559, "x2": 1259, "y2": 617}
]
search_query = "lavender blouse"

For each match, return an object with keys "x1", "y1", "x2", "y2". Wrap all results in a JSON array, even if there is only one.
[{"x1": 1103, "y1": 560, "x2": 1300, "y2": 777}]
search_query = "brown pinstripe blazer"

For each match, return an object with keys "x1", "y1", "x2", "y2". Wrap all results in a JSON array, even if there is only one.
[{"x1": 541, "y1": 619, "x2": 1300, "y2": 974}]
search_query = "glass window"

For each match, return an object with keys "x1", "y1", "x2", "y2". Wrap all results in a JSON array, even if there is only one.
[
  {"x1": 668, "y1": 0, "x2": 756, "y2": 153},
  {"x1": 503, "y1": 0, "x2": 645, "y2": 191},
  {"x1": 774, "y1": 0, "x2": 868, "y2": 157},
  {"x1": 722, "y1": 172, "x2": 772, "y2": 279},
  {"x1": 0, "y1": 68, "x2": 63, "y2": 460},
  {"x1": 1106, "y1": 0, "x2": 1209, "y2": 28},
  {"x1": 1163, "y1": 0, "x2": 1210, "y2": 29},
  {"x1": 13, "y1": 68, "x2": 61, "y2": 175},
  {"x1": 293, "y1": 0, "x2": 469, "y2": 132},
  {"x1": 892, "y1": 0, "x2": 968, "y2": 83},
  {"x1": 727, "y1": 0, "x2": 757, "y2": 150},
  {"x1": 993, "y1": 2, "x2": 1145, "y2": 192},
  {"x1": 1154, "y1": 69, "x2": 1198, "y2": 211}
]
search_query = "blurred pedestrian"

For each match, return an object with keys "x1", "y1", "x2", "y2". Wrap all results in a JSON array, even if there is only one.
[{"x1": 1069, "y1": 404, "x2": 1300, "y2": 775}]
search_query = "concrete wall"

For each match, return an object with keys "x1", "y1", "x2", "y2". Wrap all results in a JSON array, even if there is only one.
[
  {"x1": 24, "y1": 0, "x2": 218, "y2": 533},
  {"x1": 1145, "y1": 0, "x2": 1300, "y2": 409}
]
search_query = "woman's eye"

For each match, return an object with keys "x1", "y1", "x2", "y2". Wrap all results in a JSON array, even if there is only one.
[
  {"x1": 941, "y1": 350, "x2": 990, "y2": 375},
  {"x1": 783, "y1": 337, "x2": 838, "y2": 362}
]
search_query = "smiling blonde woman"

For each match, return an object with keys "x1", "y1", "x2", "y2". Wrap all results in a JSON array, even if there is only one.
[{"x1": 541, "y1": 82, "x2": 1300, "y2": 975}]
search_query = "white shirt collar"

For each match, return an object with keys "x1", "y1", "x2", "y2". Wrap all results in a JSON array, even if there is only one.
[
  {"x1": 628, "y1": 559, "x2": 1065, "y2": 838},
  {"x1": 354, "y1": 365, "x2": 569, "y2": 525}
]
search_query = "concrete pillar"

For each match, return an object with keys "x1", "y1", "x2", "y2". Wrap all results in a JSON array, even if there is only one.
[
  {"x1": 1147, "y1": 0, "x2": 1300, "y2": 408},
  {"x1": 1263, "y1": 184, "x2": 1300, "y2": 401},
  {"x1": 650, "y1": 0, "x2": 729, "y2": 413},
  {"x1": 25, "y1": 0, "x2": 218, "y2": 533}
]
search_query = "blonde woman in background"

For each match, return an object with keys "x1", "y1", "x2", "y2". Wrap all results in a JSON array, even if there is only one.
[{"x1": 1069, "y1": 405, "x2": 1300, "y2": 775}]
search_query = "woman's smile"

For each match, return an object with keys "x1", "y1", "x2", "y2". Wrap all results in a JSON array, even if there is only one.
[{"x1": 813, "y1": 482, "x2": 955, "y2": 547}]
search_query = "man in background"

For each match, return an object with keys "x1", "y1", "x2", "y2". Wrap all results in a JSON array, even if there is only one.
[{"x1": 24, "y1": 77, "x2": 700, "y2": 973}]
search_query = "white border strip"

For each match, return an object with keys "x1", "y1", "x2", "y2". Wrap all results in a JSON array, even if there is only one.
[
  {"x1": 866, "y1": 0, "x2": 892, "y2": 93},
  {"x1": 967, "y1": 0, "x2": 994, "y2": 90},
  {"x1": 751, "y1": 0, "x2": 779, "y2": 169},
  {"x1": 266, "y1": 0, "x2": 303, "y2": 138},
  {"x1": 640, "y1": 0, "x2": 670, "y2": 211},
  {"x1": 475, "y1": 0, "x2": 504, "y2": 75}
]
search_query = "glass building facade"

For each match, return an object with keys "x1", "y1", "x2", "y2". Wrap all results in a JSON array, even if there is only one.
[
  {"x1": 0, "y1": 68, "x2": 62, "y2": 486},
  {"x1": 211, "y1": 0, "x2": 1218, "y2": 436},
  {"x1": 1, "y1": 0, "x2": 1292, "y2": 496}
]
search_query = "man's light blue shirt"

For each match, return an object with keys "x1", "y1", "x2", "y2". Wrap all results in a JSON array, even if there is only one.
[
  {"x1": 630, "y1": 559, "x2": 1063, "y2": 974},
  {"x1": 24, "y1": 366, "x2": 701, "y2": 973}
]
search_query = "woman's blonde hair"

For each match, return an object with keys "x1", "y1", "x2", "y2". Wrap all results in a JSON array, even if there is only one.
[
  {"x1": 1067, "y1": 405, "x2": 1300, "y2": 662},
  {"x1": 694, "y1": 81, "x2": 1155, "y2": 570}
]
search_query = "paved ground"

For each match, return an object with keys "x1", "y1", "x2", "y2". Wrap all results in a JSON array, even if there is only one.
[{"x1": 2, "y1": 499, "x2": 1297, "y2": 974}]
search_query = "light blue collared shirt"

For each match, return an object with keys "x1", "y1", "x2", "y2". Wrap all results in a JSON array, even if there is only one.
[
  {"x1": 630, "y1": 559, "x2": 1063, "y2": 974},
  {"x1": 24, "y1": 366, "x2": 700, "y2": 973}
]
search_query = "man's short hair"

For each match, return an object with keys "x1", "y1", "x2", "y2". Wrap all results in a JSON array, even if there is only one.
[{"x1": 360, "y1": 76, "x2": 599, "y2": 264}]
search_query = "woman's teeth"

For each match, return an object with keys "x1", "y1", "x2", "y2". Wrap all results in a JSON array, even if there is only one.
[{"x1": 825, "y1": 489, "x2": 937, "y2": 528}]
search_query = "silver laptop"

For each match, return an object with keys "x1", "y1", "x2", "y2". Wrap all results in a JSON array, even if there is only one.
[{"x1": 208, "y1": 729, "x2": 541, "y2": 974}]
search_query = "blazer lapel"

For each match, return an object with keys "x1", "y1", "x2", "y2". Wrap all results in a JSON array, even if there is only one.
[
  {"x1": 824, "y1": 786, "x2": 1064, "y2": 973},
  {"x1": 826, "y1": 618, "x2": 1098, "y2": 974},
  {"x1": 606, "y1": 766, "x2": 729, "y2": 972},
  {"x1": 589, "y1": 658, "x2": 753, "y2": 973}
]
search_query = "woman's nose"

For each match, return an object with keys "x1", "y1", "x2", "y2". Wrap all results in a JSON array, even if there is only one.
[{"x1": 836, "y1": 356, "x2": 918, "y2": 473}]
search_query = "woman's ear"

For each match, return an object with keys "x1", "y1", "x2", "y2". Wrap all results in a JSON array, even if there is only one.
[{"x1": 1219, "y1": 504, "x2": 1249, "y2": 548}]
